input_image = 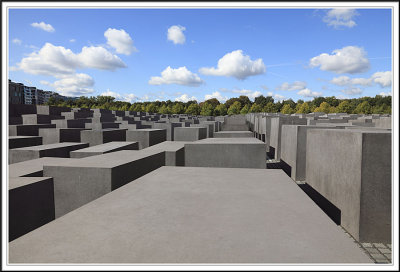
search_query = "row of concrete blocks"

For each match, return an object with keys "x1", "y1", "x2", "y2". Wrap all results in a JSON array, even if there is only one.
[
  {"x1": 8, "y1": 137, "x2": 266, "y2": 241},
  {"x1": 247, "y1": 113, "x2": 392, "y2": 244}
]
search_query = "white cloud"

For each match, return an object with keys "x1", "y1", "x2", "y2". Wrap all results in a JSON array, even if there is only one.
[
  {"x1": 267, "y1": 92, "x2": 286, "y2": 101},
  {"x1": 104, "y1": 28, "x2": 136, "y2": 55},
  {"x1": 310, "y1": 46, "x2": 370, "y2": 74},
  {"x1": 199, "y1": 50, "x2": 266, "y2": 80},
  {"x1": 149, "y1": 66, "x2": 203, "y2": 86},
  {"x1": 100, "y1": 90, "x2": 123, "y2": 100},
  {"x1": 323, "y1": 9, "x2": 358, "y2": 29},
  {"x1": 70, "y1": 39, "x2": 76, "y2": 43},
  {"x1": 12, "y1": 38, "x2": 22, "y2": 45},
  {"x1": 175, "y1": 93, "x2": 198, "y2": 102},
  {"x1": 340, "y1": 87, "x2": 363, "y2": 95},
  {"x1": 379, "y1": 92, "x2": 392, "y2": 97},
  {"x1": 330, "y1": 75, "x2": 372, "y2": 86},
  {"x1": 204, "y1": 91, "x2": 229, "y2": 102},
  {"x1": 231, "y1": 89, "x2": 262, "y2": 101},
  {"x1": 297, "y1": 88, "x2": 323, "y2": 97},
  {"x1": 167, "y1": 25, "x2": 186, "y2": 44},
  {"x1": 31, "y1": 22, "x2": 55, "y2": 32},
  {"x1": 14, "y1": 43, "x2": 126, "y2": 78},
  {"x1": 277, "y1": 81, "x2": 307, "y2": 91},
  {"x1": 372, "y1": 71, "x2": 392, "y2": 88},
  {"x1": 124, "y1": 94, "x2": 140, "y2": 103},
  {"x1": 41, "y1": 73, "x2": 95, "y2": 97}
]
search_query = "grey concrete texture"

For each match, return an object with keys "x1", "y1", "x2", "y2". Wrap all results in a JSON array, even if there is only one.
[
  {"x1": 80, "y1": 128, "x2": 127, "y2": 146},
  {"x1": 9, "y1": 142, "x2": 89, "y2": 164},
  {"x1": 9, "y1": 177, "x2": 55, "y2": 241},
  {"x1": 153, "y1": 122, "x2": 182, "y2": 141},
  {"x1": 372, "y1": 117, "x2": 391, "y2": 129},
  {"x1": 38, "y1": 128, "x2": 87, "y2": 144},
  {"x1": 305, "y1": 129, "x2": 391, "y2": 243},
  {"x1": 51, "y1": 119, "x2": 92, "y2": 128},
  {"x1": 126, "y1": 129, "x2": 167, "y2": 149},
  {"x1": 85, "y1": 122, "x2": 120, "y2": 130},
  {"x1": 70, "y1": 141, "x2": 139, "y2": 158},
  {"x1": 9, "y1": 167, "x2": 372, "y2": 263},
  {"x1": 9, "y1": 136, "x2": 42, "y2": 149},
  {"x1": 22, "y1": 114, "x2": 64, "y2": 125},
  {"x1": 190, "y1": 123, "x2": 214, "y2": 138},
  {"x1": 143, "y1": 141, "x2": 188, "y2": 166},
  {"x1": 269, "y1": 117, "x2": 307, "y2": 160},
  {"x1": 43, "y1": 149, "x2": 165, "y2": 218},
  {"x1": 9, "y1": 157, "x2": 77, "y2": 178},
  {"x1": 174, "y1": 127, "x2": 207, "y2": 141},
  {"x1": 9, "y1": 103, "x2": 37, "y2": 117},
  {"x1": 280, "y1": 125, "x2": 342, "y2": 181},
  {"x1": 185, "y1": 138, "x2": 266, "y2": 169},
  {"x1": 61, "y1": 111, "x2": 93, "y2": 119},
  {"x1": 36, "y1": 105, "x2": 71, "y2": 116},
  {"x1": 214, "y1": 131, "x2": 253, "y2": 138},
  {"x1": 9, "y1": 124, "x2": 56, "y2": 136},
  {"x1": 222, "y1": 115, "x2": 249, "y2": 131}
]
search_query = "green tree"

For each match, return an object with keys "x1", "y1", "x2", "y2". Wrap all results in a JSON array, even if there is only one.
[
  {"x1": 354, "y1": 101, "x2": 372, "y2": 114},
  {"x1": 335, "y1": 101, "x2": 351, "y2": 113},
  {"x1": 225, "y1": 97, "x2": 240, "y2": 109},
  {"x1": 263, "y1": 102, "x2": 277, "y2": 113},
  {"x1": 281, "y1": 104, "x2": 294, "y2": 114},
  {"x1": 282, "y1": 99, "x2": 296, "y2": 109},
  {"x1": 296, "y1": 102, "x2": 311, "y2": 114},
  {"x1": 145, "y1": 103, "x2": 158, "y2": 113},
  {"x1": 254, "y1": 95, "x2": 268, "y2": 107},
  {"x1": 240, "y1": 104, "x2": 250, "y2": 114},
  {"x1": 172, "y1": 103, "x2": 185, "y2": 114},
  {"x1": 204, "y1": 98, "x2": 220, "y2": 108},
  {"x1": 314, "y1": 102, "x2": 332, "y2": 113},
  {"x1": 249, "y1": 103, "x2": 262, "y2": 113},
  {"x1": 238, "y1": 95, "x2": 252, "y2": 108},
  {"x1": 200, "y1": 102, "x2": 214, "y2": 116},
  {"x1": 185, "y1": 103, "x2": 201, "y2": 115},
  {"x1": 214, "y1": 104, "x2": 227, "y2": 116},
  {"x1": 227, "y1": 101, "x2": 242, "y2": 115},
  {"x1": 159, "y1": 105, "x2": 172, "y2": 114}
]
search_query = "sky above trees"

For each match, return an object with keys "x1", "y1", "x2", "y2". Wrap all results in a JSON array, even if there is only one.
[{"x1": 8, "y1": 4, "x2": 393, "y2": 103}]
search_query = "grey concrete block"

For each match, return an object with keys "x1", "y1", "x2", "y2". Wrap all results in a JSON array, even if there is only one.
[
  {"x1": 191, "y1": 123, "x2": 214, "y2": 138},
  {"x1": 9, "y1": 157, "x2": 76, "y2": 178},
  {"x1": 22, "y1": 114, "x2": 51, "y2": 125},
  {"x1": 9, "y1": 177, "x2": 55, "y2": 241},
  {"x1": 61, "y1": 111, "x2": 93, "y2": 119},
  {"x1": 9, "y1": 167, "x2": 371, "y2": 263},
  {"x1": 9, "y1": 142, "x2": 89, "y2": 164},
  {"x1": 80, "y1": 129, "x2": 127, "y2": 146},
  {"x1": 43, "y1": 149, "x2": 165, "y2": 218},
  {"x1": 174, "y1": 127, "x2": 207, "y2": 141},
  {"x1": 153, "y1": 122, "x2": 182, "y2": 141},
  {"x1": 9, "y1": 136, "x2": 42, "y2": 149},
  {"x1": 144, "y1": 141, "x2": 187, "y2": 166},
  {"x1": 39, "y1": 128, "x2": 88, "y2": 144},
  {"x1": 9, "y1": 124, "x2": 56, "y2": 136},
  {"x1": 85, "y1": 122, "x2": 120, "y2": 130},
  {"x1": 306, "y1": 129, "x2": 391, "y2": 243},
  {"x1": 36, "y1": 105, "x2": 71, "y2": 116},
  {"x1": 51, "y1": 119, "x2": 92, "y2": 128},
  {"x1": 126, "y1": 129, "x2": 167, "y2": 149},
  {"x1": 214, "y1": 131, "x2": 253, "y2": 138},
  {"x1": 185, "y1": 138, "x2": 266, "y2": 169},
  {"x1": 70, "y1": 141, "x2": 139, "y2": 158}
]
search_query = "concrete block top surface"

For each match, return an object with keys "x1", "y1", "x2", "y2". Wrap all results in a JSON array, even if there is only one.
[
  {"x1": 10, "y1": 142, "x2": 88, "y2": 151},
  {"x1": 45, "y1": 149, "x2": 164, "y2": 168},
  {"x1": 127, "y1": 128, "x2": 164, "y2": 132},
  {"x1": 144, "y1": 141, "x2": 189, "y2": 152},
  {"x1": 309, "y1": 129, "x2": 390, "y2": 136},
  {"x1": 9, "y1": 157, "x2": 77, "y2": 177},
  {"x1": 9, "y1": 176, "x2": 53, "y2": 190},
  {"x1": 70, "y1": 141, "x2": 138, "y2": 153},
  {"x1": 8, "y1": 136, "x2": 40, "y2": 139},
  {"x1": 9, "y1": 166, "x2": 371, "y2": 263},
  {"x1": 189, "y1": 138, "x2": 265, "y2": 145}
]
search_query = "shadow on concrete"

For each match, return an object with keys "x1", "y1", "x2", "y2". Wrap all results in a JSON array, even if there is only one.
[{"x1": 298, "y1": 183, "x2": 341, "y2": 225}]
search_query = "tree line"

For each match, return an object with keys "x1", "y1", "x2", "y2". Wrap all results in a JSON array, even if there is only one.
[{"x1": 45, "y1": 94, "x2": 392, "y2": 115}]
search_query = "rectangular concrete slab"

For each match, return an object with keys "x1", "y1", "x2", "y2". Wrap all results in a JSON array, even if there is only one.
[
  {"x1": 9, "y1": 136, "x2": 42, "y2": 149},
  {"x1": 143, "y1": 141, "x2": 187, "y2": 166},
  {"x1": 214, "y1": 131, "x2": 253, "y2": 138},
  {"x1": 9, "y1": 157, "x2": 76, "y2": 177},
  {"x1": 306, "y1": 129, "x2": 391, "y2": 243},
  {"x1": 70, "y1": 141, "x2": 139, "y2": 158},
  {"x1": 9, "y1": 167, "x2": 372, "y2": 263},
  {"x1": 80, "y1": 128, "x2": 127, "y2": 146},
  {"x1": 9, "y1": 142, "x2": 89, "y2": 164},
  {"x1": 43, "y1": 149, "x2": 165, "y2": 218},
  {"x1": 185, "y1": 138, "x2": 266, "y2": 169},
  {"x1": 126, "y1": 129, "x2": 167, "y2": 149},
  {"x1": 39, "y1": 128, "x2": 87, "y2": 144},
  {"x1": 174, "y1": 127, "x2": 207, "y2": 141}
]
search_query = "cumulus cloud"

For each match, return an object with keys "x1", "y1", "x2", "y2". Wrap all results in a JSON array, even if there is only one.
[
  {"x1": 100, "y1": 90, "x2": 124, "y2": 100},
  {"x1": 310, "y1": 46, "x2": 370, "y2": 74},
  {"x1": 104, "y1": 28, "x2": 137, "y2": 55},
  {"x1": 379, "y1": 92, "x2": 392, "y2": 97},
  {"x1": 204, "y1": 91, "x2": 229, "y2": 102},
  {"x1": 372, "y1": 71, "x2": 392, "y2": 87},
  {"x1": 199, "y1": 50, "x2": 266, "y2": 80},
  {"x1": 149, "y1": 66, "x2": 203, "y2": 86},
  {"x1": 230, "y1": 89, "x2": 262, "y2": 101},
  {"x1": 330, "y1": 75, "x2": 373, "y2": 86},
  {"x1": 41, "y1": 73, "x2": 95, "y2": 97},
  {"x1": 14, "y1": 43, "x2": 126, "y2": 78},
  {"x1": 277, "y1": 81, "x2": 307, "y2": 91},
  {"x1": 12, "y1": 38, "x2": 22, "y2": 45},
  {"x1": 297, "y1": 88, "x2": 323, "y2": 98},
  {"x1": 323, "y1": 9, "x2": 358, "y2": 29},
  {"x1": 340, "y1": 87, "x2": 363, "y2": 95},
  {"x1": 167, "y1": 25, "x2": 186, "y2": 44},
  {"x1": 31, "y1": 22, "x2": 55, "y2": 32},
  {"x1": 267, "y1": 92, "x2": 286, "y2": 101},
  {"x1": 70, "y1": 39, "x2": 76, "y2": 43},
  {"x1": 175, "y1": 93, "x2": 198, "y2": 102}
]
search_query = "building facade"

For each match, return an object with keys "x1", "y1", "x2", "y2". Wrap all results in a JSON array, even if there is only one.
[{"x1": 8, "y1": 80, "x2": 24, "y2": 104}]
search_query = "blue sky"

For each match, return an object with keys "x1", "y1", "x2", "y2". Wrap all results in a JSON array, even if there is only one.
[{"x1": 8, "y1": 8, "x2": 392, "y2": 103}]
